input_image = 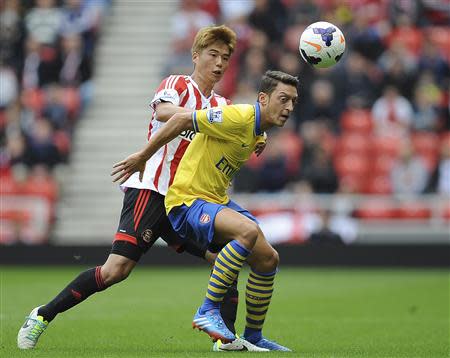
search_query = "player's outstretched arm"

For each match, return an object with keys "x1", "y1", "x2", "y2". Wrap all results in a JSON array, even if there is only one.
[
  {"x1": 155, "y1": 102, "x2": 192, "y2": 122},
  {"x1": 111, "y1": 112, "x2": 194, "y2": 184}
]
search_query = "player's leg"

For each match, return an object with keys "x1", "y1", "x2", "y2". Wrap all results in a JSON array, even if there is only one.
[
  {"x1": 17, "y1": 188, "x2": 153, "y2": 349},
  {"x1": 242, "y1": 227, "x2": 291, "y2": 351}
]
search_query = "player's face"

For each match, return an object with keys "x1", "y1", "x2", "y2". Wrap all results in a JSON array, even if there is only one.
[
  {"x1": 264, "y1": 83, "x2": 298, "y2": 127},
  {"x1": 193, "y1": 41, "x2": 231, "y2": 84}
]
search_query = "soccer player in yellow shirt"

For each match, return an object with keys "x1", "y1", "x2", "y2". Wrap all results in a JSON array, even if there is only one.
[{"x1": 113, "y1": 70, "x2": 298, "y2": 351}]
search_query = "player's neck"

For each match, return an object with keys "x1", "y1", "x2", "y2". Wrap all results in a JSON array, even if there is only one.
[{"x1": 191, "y1": 73, "x2": 214, "y2": 97}]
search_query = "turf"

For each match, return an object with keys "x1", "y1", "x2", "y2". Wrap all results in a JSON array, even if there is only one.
[{"x1": 0, "y1": 266, "x2": 448, "y2": 357}]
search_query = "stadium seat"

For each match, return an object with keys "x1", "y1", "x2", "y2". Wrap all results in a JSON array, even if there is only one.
[
  {"x1": 363, "y1": 174, "x2": 391, "y2": 194},
  {"x1": 335, "y1": 133, "x2": 372, "y2": 155},
  {"x1": 372, "y1": 155, "x2": 396, "y2": 175},
  {"x1": 396, "y1": 203, "x2": 432, "y2": 219},
  {"x1": 426, "y1": 26, "x2": 450, "y2": 61},
  {"x1": 21, "y1": 89, "x2": 45, "y2": 114},
  {"x1": 354, "y1": 200, "x2": 397, "y2": 219},
  {"x1": 372, "y1": 136, "x2": 400, "y2": 157},
  {"x1": 411, "y1": 133, "x2": 439, "y2": 156},
  {"x1": 334, "y1": 153, "x2": 371, "y2": 178},
  {"x1": 340, "y1": 109, "x2": 373, "y2": 134}
]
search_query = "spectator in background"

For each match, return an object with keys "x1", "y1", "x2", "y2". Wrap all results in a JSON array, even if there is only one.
[
  {"x1": 255, "y1": 129, "x2": 289, "y2": 192},
  {"x1": 60, "y1": 0, "x2": 102, "y2": 57},
  {"x1": 24, "y1": 0, "x2": 62, "y2": 47},
  {"x1": 300, "y1": 79, "x2": 339, "y2": 131},
  {"x1": 21, "y1": 36, "x2": 60, "y2": 89},
  {"x1": 372, "y1": 85, "x2": 414, "y2": 138},
  {"x1": 299, "y1": 145, "x2": 338, "y2": 194},
  {"x1": 42, "y1": 84, "x2": 69, "y2": 130},
  {"x1": 307, "y1": 209, "x2": 345, "y2": 247},
  {"x1": 247, "y1": 0, "x2": 287, "y2": 44},
  {"x1": 412, "y1": 80, "x2": 441, "y2": 132},
  {"x1": 332, "y1": 51, "x2": 380, "y2": 111},
  {"x1": 239, "y1": 47, "x2": 268, "y2": 91},
  {"x1": 418, "y1": 41, "x2": 450, "y2": 88},
  {"x1": 0, "y1": 0, "x2": 25, "y2": 71},
  {"x1": 390, "y1": 139, "x2": 429, "y2": 195},
  {"x1": 347, "y1": 8, "x2": 385, "y2": 62},
  {"x1": 426, "y1": 140, "x2": 450, "y2": 195},
  {"x1": 0, "y1": 64, "x2": 19, "y2": 108},
  {"x1": 25, "y1": 118, "x2": 61, "y2": 168},
  {"x1": 378, "y1": 38, "x2": 418, "y2": 99}
]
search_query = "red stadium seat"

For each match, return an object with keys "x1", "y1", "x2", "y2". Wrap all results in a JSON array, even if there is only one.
[
  {"x1": 426, "y1": 26, "x2": 450, "y2": 61},
  {"x1": 334, "y1": 153, "x2": 371, "y2": 177},
  {"x1": 372, "y1": 136, "x2": 400, "y2": 157},
  {"x1": 354, "y1": 200, "x2": 397, "y2": 219},
  {"x1": 335, "y1": 134, "x2": 372, "y2": 155},
  {"x1": 411, "y1": 133, "x2": 439, "y2": 156},
  {"x1": 340, "y1": 109, "x2": 373, "y2": 134},
  {"x1": 440, "y1": 132, "x2": 450, "y2": 147},
  {"x1": 363, "y1": 174, "x2": 391, "y2": 194},
  {"x1": 21, "y1": 89, "x2": 45, "y2": 114},
  {"x1": 372, "y1": 155, "x2": 396, "y2": 175},
  {"x1": 396, "y1": 203, "x2": 432, "y2": 219}
]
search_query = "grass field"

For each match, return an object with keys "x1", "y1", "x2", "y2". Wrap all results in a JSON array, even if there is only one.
[{"x1": 1, "y1": 266, "x2": 448, "y2": 357}]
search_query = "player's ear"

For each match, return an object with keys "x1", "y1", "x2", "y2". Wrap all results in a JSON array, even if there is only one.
[
  {"x1": 192, "y1": 51, "x2": 199, "y2": 65},
  {"x1": 258, "y1": 92, "x2": 268, "y2": 106}
]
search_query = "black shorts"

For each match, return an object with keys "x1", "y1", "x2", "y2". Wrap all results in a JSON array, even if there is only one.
[{"x1": 111, "y1": 188, "x2": 205, "y2": 262}]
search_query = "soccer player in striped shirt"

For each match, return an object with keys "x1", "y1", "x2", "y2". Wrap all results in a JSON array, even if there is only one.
[
  {"x1": 18, "y1": 25, "x2": 264, "y2": 351},
  {"x1": 112, "y1": 70, "x2": 298, "y2": 351}
]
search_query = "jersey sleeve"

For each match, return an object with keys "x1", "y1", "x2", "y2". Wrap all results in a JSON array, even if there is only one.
[
  {"x1": 192, "y1": 104, "x2": 251, "y2": 142},
  {"x1": 149, "y1": 75, "x2": 187, "y2": 111}
]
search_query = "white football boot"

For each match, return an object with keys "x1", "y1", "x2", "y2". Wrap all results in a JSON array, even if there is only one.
[
  {"x1": 213, "y1": 335, "x2": 269, "y2": 352},
  {"x1": 17, "y1": 306, "x2": 48, "y2": 349}
]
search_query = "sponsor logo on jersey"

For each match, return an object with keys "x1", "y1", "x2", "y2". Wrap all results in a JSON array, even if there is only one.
[
  {"x1": 141, "y1": 229, "x2": 153, "y2": 243},
  {"x1": 200, "y1": 213, "x2": 211, "y2": 224},
  {"x1": 207, "y1": 108, "x2": 223, "y2": 124},
  {"x1": 179, "y1": 129, "x2": 196, "y2": 141},
  {"x1": 215, "y1": 156, "x2": 240, "y2": 178}
]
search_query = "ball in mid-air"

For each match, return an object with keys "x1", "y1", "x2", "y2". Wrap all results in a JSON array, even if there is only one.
[{"x1": 299, "y1": 21, "x2": 345, "y2": 68}]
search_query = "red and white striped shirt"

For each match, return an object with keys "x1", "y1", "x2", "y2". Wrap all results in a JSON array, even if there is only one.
[{"x1": 122, "y1": 75, "x2": 231, "y2": 195}]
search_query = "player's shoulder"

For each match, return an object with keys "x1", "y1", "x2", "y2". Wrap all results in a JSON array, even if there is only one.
[
  {"x1": 213, "y1": 92, "x2": 232, "y2": 106},
  {"x1": 160, "y1": 74, "x2": 189, "y2": 90}
]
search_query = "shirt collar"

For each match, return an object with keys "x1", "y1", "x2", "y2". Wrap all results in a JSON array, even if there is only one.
[
  {"x1": 188, "y1": 75, "x2": 214, "y2": 100},
  {"x1": 254, "y1": 102, "x2": 262, "y2": 136}
]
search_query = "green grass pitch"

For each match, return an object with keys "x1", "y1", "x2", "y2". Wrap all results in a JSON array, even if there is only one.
[{"x1": 1, "y1": 266, "x2": 448, "y2": 357}]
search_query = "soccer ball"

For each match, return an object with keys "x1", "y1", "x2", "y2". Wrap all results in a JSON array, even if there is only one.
[{"x1": 299, "y1": 21, "x2": 345, "y2": 69}]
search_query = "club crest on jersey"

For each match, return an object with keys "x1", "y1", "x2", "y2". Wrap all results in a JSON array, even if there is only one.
[
  {"x1": 141, "y1": 229, "x2": 153, "y2": 243},
  {"x1": 199, "y1": 213, "x2": 211, "y2": 224},
  {"x1": 207, "y1": 108, "x2": 223, "y2": 124}
]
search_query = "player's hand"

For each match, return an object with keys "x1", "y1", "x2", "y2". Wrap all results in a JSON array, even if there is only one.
[{"x1": 111, "y1": 152, "x2": 146, "y2": 184}]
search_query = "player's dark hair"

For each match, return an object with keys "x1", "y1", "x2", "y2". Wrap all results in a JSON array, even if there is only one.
[
  {"x1": 258, "y1": 70, "x2": 299, "y2": 94},
  {"x1": 192, "y1": 25, "x2": 237, "y2": 55}
]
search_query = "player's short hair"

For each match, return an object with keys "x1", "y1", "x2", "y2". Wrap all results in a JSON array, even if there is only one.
[
  {"x1": 259, "y1": 70, "x2": 299, "y2": 94},
  {"x1": 191, "y1": 25, "x2": 237, "y2": 55}
]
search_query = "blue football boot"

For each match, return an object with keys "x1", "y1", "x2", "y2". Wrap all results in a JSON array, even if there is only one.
[
  {"x1": 245, "y1": 336, "x2": 292, "y2": 351},
  {"x1": 192, "y1": 308, "x2": 235, "y2": 343}
]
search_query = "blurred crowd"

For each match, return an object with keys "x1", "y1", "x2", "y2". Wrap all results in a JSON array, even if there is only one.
[
  {"x1": 166, "y1": 0, "x2": 450, "y2": 198},
  {"x1": 0, "y1": 0, "x2": 110, "y2": 243}
]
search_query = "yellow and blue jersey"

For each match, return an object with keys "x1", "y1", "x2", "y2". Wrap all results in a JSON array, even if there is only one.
[{"x1": 165, "y1": 103, "x2": 264, "y2": 214}]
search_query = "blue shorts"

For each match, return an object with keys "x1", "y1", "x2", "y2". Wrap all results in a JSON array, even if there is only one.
[{"x1": 168, "y1": 199, "x2": 257, "y2": 252}]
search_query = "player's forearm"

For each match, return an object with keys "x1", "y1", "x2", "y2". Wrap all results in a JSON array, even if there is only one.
[
  {"x1": 155, "y1": 102, "x2": 192, "y2": 122},
  {"x1": 139, "y1": 112, "x2": 193, "y2": 161}
]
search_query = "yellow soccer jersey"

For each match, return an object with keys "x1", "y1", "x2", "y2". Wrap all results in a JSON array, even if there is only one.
[{"x1": 165, "y1": 103, "x2": 264, "y2": 214}]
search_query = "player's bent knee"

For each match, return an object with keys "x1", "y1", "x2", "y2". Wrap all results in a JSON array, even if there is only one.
[
  {"x1": 102, "y1": 266, "x2": 131, "y2": 285},
  {"x1": 257, "y1": 248, "x2": 279, "y2": 273},
  {"x1": 237, "y1": 221, "x2": 259, "y2": 249}
]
